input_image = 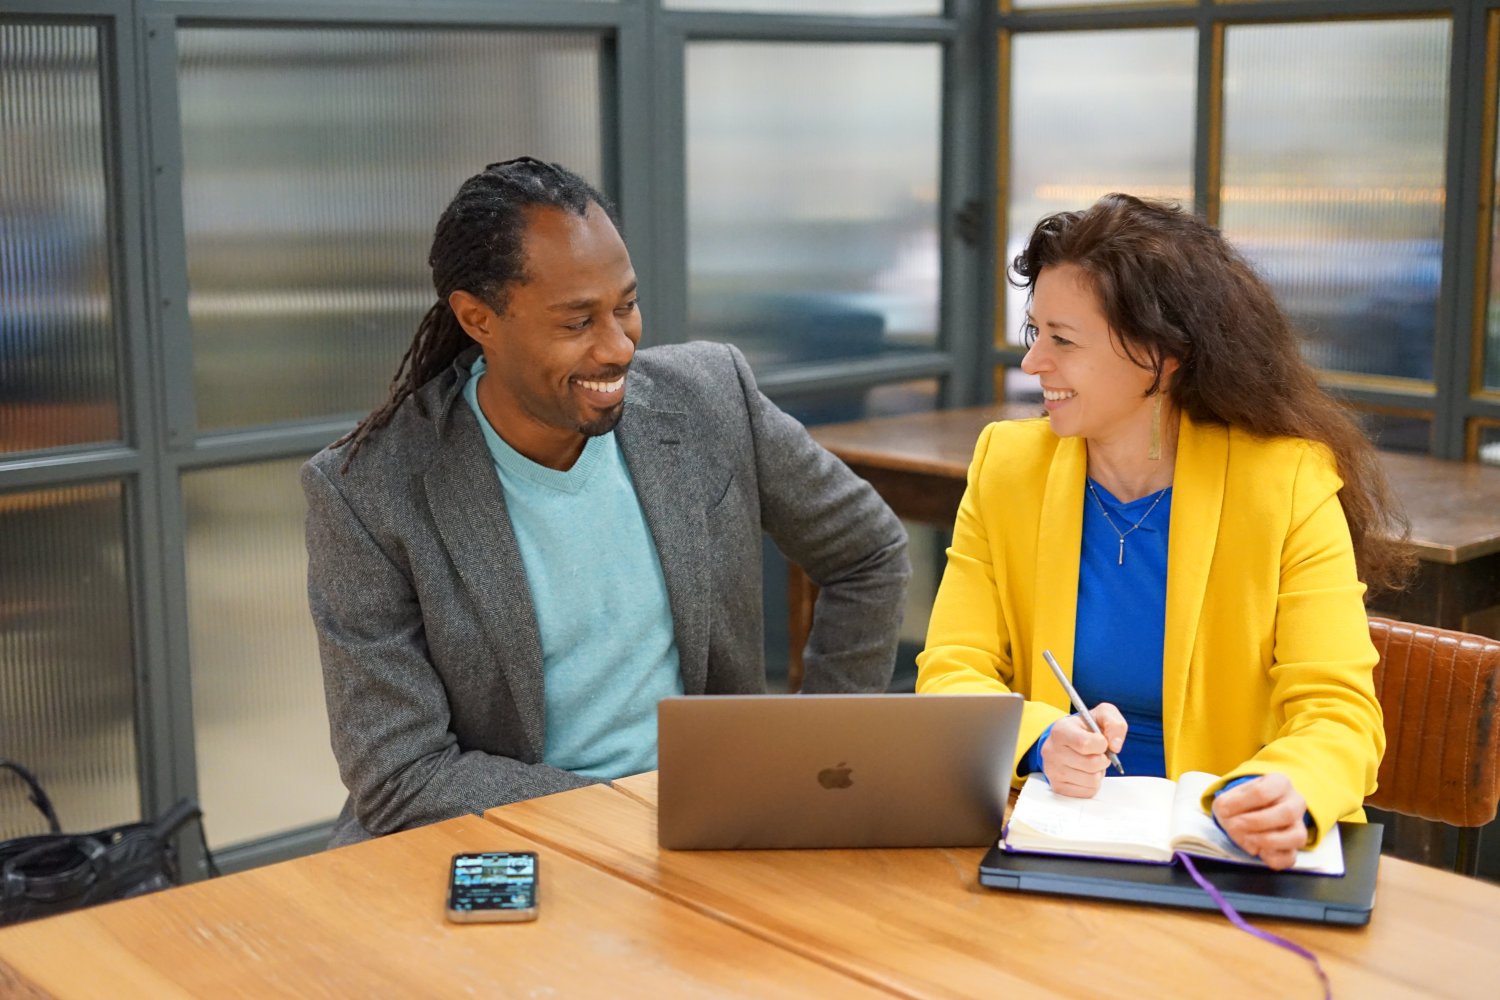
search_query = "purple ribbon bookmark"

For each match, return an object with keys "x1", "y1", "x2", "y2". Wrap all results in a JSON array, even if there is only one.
[{"x1": 1175, "y1": 852, "x2": 1332, "y2": 1000}]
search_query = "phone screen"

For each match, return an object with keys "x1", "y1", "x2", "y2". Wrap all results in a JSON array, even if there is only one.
[{"x1": 447, "y1": 851, "x2": 538, "y2": 921}]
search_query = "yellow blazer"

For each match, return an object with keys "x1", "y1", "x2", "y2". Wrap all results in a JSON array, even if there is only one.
[{"x1": 915, "y1": 415, "x2": 1384, "y2": 841}]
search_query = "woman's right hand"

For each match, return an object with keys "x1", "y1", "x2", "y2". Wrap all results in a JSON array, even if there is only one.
[{"x1": 1039, "y1": 703, "x2": 1128, "y2": 797}]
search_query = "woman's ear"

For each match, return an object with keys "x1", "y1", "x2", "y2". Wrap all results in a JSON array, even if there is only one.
[
  {"x1": 1158, "y1": 353, "x2": 1181, "y2": 389},
  {"x1": 448, "y1": 289, "x2": 498, "y2": 345}
]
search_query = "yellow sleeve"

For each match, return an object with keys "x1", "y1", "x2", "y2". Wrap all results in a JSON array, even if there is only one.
[
  {"x1": 1203, "y1": 444, "x2": 1385, "y2": 844},
  {"x1": 916, "y1": 423, "x2": 1066, "y2": 780}
]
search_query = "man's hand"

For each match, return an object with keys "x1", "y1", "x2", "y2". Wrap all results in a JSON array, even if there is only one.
[
  {"x1": 1210, "y1": 773, "x2": 1309, "y2": 870},
  {"x1": 1039, "y1": 703, "x2": 1127, "y2": 798}
]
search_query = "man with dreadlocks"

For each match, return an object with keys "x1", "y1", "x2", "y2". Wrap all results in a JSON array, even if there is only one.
[{"x1": 302, "y1": 159, "x2": 910, "y2": 845}]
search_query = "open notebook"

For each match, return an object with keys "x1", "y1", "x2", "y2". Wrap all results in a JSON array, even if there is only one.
[{"x1": 1003, "y1": 772, "x2": 1344, "y2": 875}]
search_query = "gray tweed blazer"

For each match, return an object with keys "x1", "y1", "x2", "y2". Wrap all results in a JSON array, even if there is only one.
[{"x1": 303, "y1": 341, "x2": 909, "y2": 846}]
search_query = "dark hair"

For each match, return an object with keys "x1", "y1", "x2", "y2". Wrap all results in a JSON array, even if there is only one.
[
  {"x1": 1010, "y1": 192, "x2": 1413, "y2": 594},
  {"x1": 337, "y1": 157, "x2": 615, "y2": 470}
]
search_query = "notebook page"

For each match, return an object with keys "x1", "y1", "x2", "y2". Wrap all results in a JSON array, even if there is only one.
[
  {"x1": 1008, "y1": 775, "x2": 1177, "y2": 854},
  {"x1": 1168, "y1": 771, "x2": 1247, "y2": 860},
  {"x1": 1168, "y1": 771, "x2": 1346, "y2": 875}
]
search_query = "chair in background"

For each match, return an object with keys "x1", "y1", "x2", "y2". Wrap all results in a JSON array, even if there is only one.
[{"x1": 1366, "y1": 617, "x2": 1500, "y2": 875}]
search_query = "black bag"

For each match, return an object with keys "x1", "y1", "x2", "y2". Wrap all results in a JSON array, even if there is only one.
[{"x1": 0, "y1": 759, "x2": 216, "y2": 926}]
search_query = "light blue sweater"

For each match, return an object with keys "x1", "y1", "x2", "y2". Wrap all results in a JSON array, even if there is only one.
[{"x1": 464, "y1": 359, "x2": 683, "y2": 779}]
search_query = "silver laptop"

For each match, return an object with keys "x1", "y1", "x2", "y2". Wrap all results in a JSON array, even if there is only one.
[{"x1": 657, "y1": 693, "x2": 1023, "y2": 850}]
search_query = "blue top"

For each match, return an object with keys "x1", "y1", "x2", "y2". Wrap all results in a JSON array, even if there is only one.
[
  {"x1": 1022, "y1": 481, "x2": 1290, "y2": 830},
  {"x1": 1024, "y1": 479, "x2": 1171, "y2": 777},
  {"x1": 464, "y1": 358, "x2": 683, "y2": 779}
]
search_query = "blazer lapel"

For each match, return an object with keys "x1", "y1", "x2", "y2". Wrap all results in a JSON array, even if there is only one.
[
  {"x1": 424, "y1": 410, "x2": 547, "y2": 755},
  {"x1": 1161, "y1": 415, "x2": 1227, "y2": 771},
  {"x1": 615, "y1": 394, "x2": 711, "y2": 695},
  {"x1": 1031, "y1": 435, "x2": 1087, "y2": 711}
]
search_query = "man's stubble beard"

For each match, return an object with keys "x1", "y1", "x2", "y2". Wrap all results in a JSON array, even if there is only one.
[{"x1": 578, "y1": 403, "x2": 625, "y2": 439}]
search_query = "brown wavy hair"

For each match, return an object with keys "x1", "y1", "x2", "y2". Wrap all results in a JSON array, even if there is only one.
[{"x1": 1010, "y1": 192, "x2": 1413, "y2": 595}]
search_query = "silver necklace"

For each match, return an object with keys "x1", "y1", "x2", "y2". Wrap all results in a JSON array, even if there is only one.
[{"x1": 1086, "y1": 479, "x2": 1168, "y2": 566}]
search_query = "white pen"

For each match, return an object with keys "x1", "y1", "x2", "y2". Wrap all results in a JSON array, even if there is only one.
[{"x1": 1041, "y1": 648, "x2": 1125, "y2": 776}]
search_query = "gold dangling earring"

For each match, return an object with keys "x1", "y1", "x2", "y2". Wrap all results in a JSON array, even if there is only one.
[{"x1": 1148, "y1": 394, "x2": 1163, "y2": 462}]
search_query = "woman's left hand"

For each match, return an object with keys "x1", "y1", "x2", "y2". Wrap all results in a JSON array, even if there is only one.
[{"x1": 1210, "y1": 773, "x2": 1309, "y2": 870}]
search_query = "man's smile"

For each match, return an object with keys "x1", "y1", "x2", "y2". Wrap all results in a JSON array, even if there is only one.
[
  {"x1": 574, "y1": 375, "x2": 625, "y2": 394},
  {"x1": 572, "y1": 371, "x2": 628, "y2": 408}
]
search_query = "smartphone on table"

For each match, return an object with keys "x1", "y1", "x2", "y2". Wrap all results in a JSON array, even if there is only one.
[{"x1": 445, "y1": 851, "x2": 539, "y2": 923}]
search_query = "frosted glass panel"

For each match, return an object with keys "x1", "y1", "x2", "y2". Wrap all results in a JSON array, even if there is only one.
[
  {"x1": 687, "y1": 43, "x2": 941, "y2": 370},
  {"x1": 178, "y1": 28, "x2": 603, "y2": 431},
  {"x1": 0, "y1": 483, "x2": 137, "y2": 839},
  {"x1": 665, "y1": 0, "x2": 938, "y2": 12},
  {"x1": 1006, "y1": 29, "x2": 1195, "y2": 348},
  {"x1": 184, "y1": 458, "x2": 343, "y2": 848},
  {"x1": 0, "y1": 22, "x2": 120, "y2": 454},
  {"x1": 1220, "y1": 19, "x2": 1449, "y2": 381}
]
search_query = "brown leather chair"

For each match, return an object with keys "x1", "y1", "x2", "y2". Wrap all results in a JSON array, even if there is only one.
[{"x1": 1366, "y1": 617, "x2": 1500, "y2": 874}]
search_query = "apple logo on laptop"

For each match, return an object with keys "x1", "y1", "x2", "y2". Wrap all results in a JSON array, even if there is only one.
[{"x1": 817, "y1": 762, "x2": 853, "y2": 790}]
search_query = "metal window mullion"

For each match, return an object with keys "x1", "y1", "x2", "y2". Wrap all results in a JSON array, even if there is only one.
[
  {"x1": 210, "y1": 823, "x2": 334, "y2": 877},
  {"x1": 973, "y1": 0, "x2": 1000, "y2": 405},
  {"x1": 134, "y1": 0, "x2": 627, "y2": 30},
  {"x1": 1467, "y1": 394, "x2": 1500, "y2": 421},
  {"x1": 662, "y1": 10, "x2": 953, "y2": 43},
  {"x1": 172, "y1": 421, "x2": 354, "y2": 470},
  {"x1": 1000, "y1": 6, "x2": 1201, "y2": 34},
  {"x1": 101, "y1": 6, "x2": 175, "y2": 827},
  {"x1": 940, "y1": 0, "x2": 986, "y2": 408},
  {"x1": 133, "y1": 10, "x2": 204, "y2": 857},
  {"x1": 0, "y1": 449, "x2": 143, "y2": 490},
  {"x1": 989, "y1": 27, "x2": 1011, "y2": 393},
  {"x1": 0, "y1": 0, "x2": 131, "y2": 16},
  {"x1": 141, "y1": 16, "x2": 194, "y2": 450},
  {"x1": 653, "y1": 19, "x2": 688, "y2": 347},
  {"x1": 1432, "y1": 4, "x2": 1486, "y2": 458},
  {"x1": 999, "y1": 0, "x2": 1459, "y2": 32},
  {"x1": 612, "y1": 4, "x2": 658, "y2": 343},
  {"x1": 756, "y1": 350, "x2": 954, "y2": 398},
  {"x1": 1194, "y1": 10, "x2": 1218, "y2": 223},
  {"x1": 1324, "y1": 383, "x2": 1446, "y2": 414}
]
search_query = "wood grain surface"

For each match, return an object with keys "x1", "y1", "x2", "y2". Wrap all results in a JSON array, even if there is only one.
[
  {"x1": 0, "y1": 813, "x2": 888, "y2": 999},
  {"x1": 491, "y1": 773, "x2": 1500, "y2": 1000}
]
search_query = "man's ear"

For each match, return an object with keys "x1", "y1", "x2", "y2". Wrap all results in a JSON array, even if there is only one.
[{"x1": 448, "y1": 289, "x2": 499, "y2": 345}]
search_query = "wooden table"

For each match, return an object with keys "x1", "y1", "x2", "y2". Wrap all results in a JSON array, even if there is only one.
[
  {"x1": 487, "y1": 772, "x2": 1500, "y2": 1000},
  {"x1": 791, "y1": 405, "x2": 1500, "y2": 681},
  {"x1": 0, "y1": 813, "x2": 885, "y2": 999},
  {"x1": 4, "y1": 777, "x2": 1497, "y2": 997}
]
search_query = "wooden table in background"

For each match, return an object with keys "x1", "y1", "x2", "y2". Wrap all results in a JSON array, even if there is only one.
[
  {"x1": 0, "y1": 813, "x2": 886, "y2": 999},
  {"x1": 789, "y1": 405, "x2": 1500, "y2": 686}
]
